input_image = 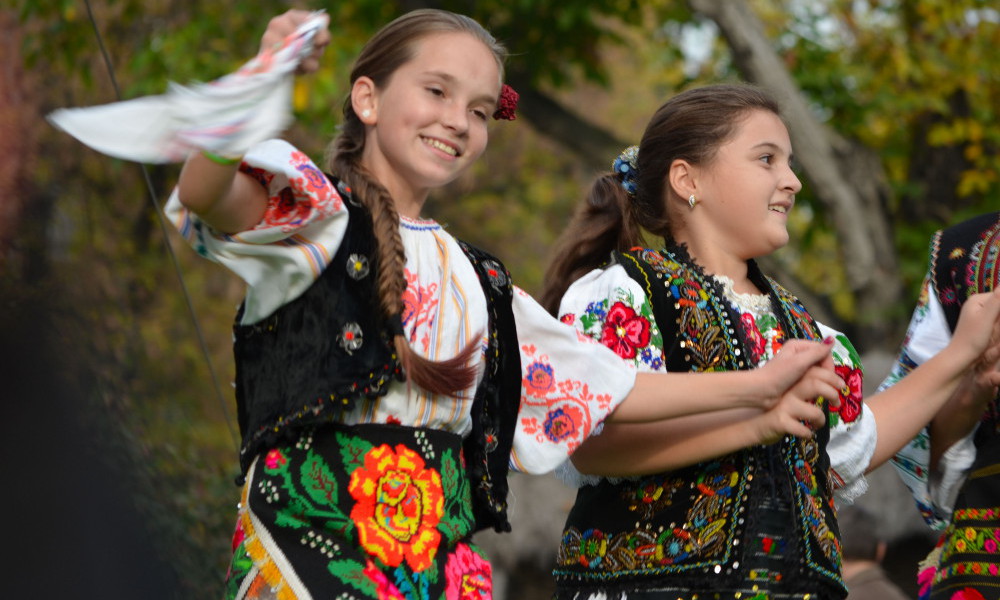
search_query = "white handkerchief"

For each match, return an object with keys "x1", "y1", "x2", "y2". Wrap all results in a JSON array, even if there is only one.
[{"x1": 48, "y1": 11, "x2": 329, "y2": 164}]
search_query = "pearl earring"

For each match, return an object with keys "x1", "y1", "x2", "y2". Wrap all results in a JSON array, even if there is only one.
[
  {"x1": 688, "y1": 194, "x2": 697, "y2": 209},
  {"x1": 361, "y1": 109, "x2": 371, "y2": 118}
]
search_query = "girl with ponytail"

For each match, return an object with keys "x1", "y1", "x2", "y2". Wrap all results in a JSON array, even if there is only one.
[
  {"x1": 164, "y1": 14, "x2": 844, "y2": 600},
  {"x1": 542, "y1": 84, "x2": 1000, "y2": 599}
]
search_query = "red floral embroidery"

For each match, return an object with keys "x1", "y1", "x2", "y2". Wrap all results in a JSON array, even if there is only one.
[
  {"x1": 230, "y1": 517, "x2": 246, "y2": 552},
  {"x1": 951, "y1": 588, "x2": 987, "y2": 600},
  {"x1": 543, "y1": 405, "x2": 584, "y2": 443},
  {"x1": 560, "y1": 313, "x2": 575, "y2": 325},
  {"x1": 260, "y1": 187, "x2": 312, "y2": 229},
  {"x1": 363, "y1": 559, "x2": 406, "y2": 600},
  {"x1": 833, "y1": 365, "x2": 863, "y2": 423},
  {"x1": 349, "y1": 444, "x2": 445, "y2": 571},
  {"x1": 600, "y1": 302, "x2": 651, "y2": 359},
  {"x1": 264, "y1": 449, "x2": 287, "y2": 470},
  {"x1": 401, "y1": 269, "x2": 439, "y2": 351},
  {"x1": 741, "y1": 313, "x2": 766, "y2": 362},
  {"x1": 524, "y1": 361, "x2": 555, "y2": 396},
  {"x1": 444, "y1": 543, "x2": 492, "y2": 600}
]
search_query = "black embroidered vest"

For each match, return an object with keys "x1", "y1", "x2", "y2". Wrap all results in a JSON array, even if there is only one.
[
  {"x1": 554, "y1": 248, "x2": 845, "y2": 598},
  {"x1": 232, "y1": 178, "x2": 519, "y2": 532},
  {"x1": 930, "y1": 212, "x2": 1000, "y2": 446}
]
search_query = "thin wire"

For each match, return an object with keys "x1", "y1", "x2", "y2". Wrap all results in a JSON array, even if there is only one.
[{"x1": 84, "y1": 0, "x2": 240, "y2": 452}]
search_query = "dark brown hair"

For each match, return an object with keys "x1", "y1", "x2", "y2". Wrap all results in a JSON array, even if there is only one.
[
  {"x1": 540, "y1": 83, "x2": 782, "y2": 314},
  {"x1": 326, "y1": 10, "x2": 506, "y2": 396}
]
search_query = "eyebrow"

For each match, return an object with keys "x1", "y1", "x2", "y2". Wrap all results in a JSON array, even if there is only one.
[
  {"x1": 752, "y1": 141, "x2": 794, "y2": 163},
  {"x1": 423, "y1": 70, "x2": 498, "y2": 107}
]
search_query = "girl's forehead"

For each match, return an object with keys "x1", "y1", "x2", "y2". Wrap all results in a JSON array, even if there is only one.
[
  {"x1": 406, "y1": 32, "x2": 501, "y2": 87},
  {"x1": 728, "y1": 110, "x2": 791, "y2": 149}
]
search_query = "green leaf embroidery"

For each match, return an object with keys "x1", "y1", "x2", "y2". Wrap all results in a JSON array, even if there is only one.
[{"x1": 328, "y1": 558, "x2": 376, "y2": 596}]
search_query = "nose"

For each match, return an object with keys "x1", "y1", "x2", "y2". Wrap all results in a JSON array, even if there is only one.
[
  {"x1": 783, "y1": 165, "x2": 802, "y2": 194},
  {"x1": 441, "y1": 100, "x2": 469, "y2": 136}
]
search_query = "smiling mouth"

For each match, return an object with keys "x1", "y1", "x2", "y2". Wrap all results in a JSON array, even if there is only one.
[
  {"x1": 769, "y1": 205, "x2": 788, "y2": 214},
  {"x1": 422, "y1": 136, "x2": 459, "y2": 157}
]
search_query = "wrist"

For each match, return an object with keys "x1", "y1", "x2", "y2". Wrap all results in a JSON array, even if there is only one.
[
  {"x1": 746, "y1": 369, "x2": 779, "y2": 410},
  {"x1": 201, "y1": 150, "x2": 244, "y2": 166}
]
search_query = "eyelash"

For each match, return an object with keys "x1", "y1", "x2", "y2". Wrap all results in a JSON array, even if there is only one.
[{"x1": 427, "y1": 87, "x2": 489, "y2": 121}]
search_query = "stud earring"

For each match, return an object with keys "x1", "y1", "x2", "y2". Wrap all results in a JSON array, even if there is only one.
[
  {"x1": 361, "y1": 109, "x2": 371, "y2": 119},
  {"x1": 688, "y1": 194, "x2": 697, "y2": 209}
]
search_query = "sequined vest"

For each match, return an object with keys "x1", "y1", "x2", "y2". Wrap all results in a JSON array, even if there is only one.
[
  {"x1": 554, "y1": 248, "x2": 845, "y2": 598},
  {"x1": 930, "y1": 212, "x2": 1000, "y2": 447},
  {"x1": 232, "y1": 178, "x2": 520, "y2": 533}
]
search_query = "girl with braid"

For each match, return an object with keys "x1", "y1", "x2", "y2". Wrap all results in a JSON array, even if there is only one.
[
  {"x1": 52, "y1": 11, "x2": 848, "y2": 600},
  {"x1": 540, "y1": 84, "x2": 1000, "y2": 599}
]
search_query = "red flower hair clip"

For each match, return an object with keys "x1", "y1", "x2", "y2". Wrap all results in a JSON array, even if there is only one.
[{"x1": 493, "y1": 84, "x2": 519, "y2": 121}]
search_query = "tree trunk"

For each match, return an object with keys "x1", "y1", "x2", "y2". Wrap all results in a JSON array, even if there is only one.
[{"x1": 688, "y1": 0, "x2": 904, "y2": 349}]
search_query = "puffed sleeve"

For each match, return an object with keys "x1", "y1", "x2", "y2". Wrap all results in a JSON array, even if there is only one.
[
  {"x1": 817, "y1": 322, "x2": 876, "y2": 503},
  {"x1": 537, "y1": 266, "x2": 666, "y2": 486},
  {"x1": 164, "y1": 139, "x2": 349, "y2": 323},
  {"x1": 506, "y1": 274, "x2": 644, "y2": 474},
  {"x1": 878, "y1": 275, "x2": 972, "y2": 528}
]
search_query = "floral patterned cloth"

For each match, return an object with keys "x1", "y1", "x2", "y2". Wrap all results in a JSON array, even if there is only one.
[
  {"x1": 555, "y1": 263, "x2": 876, "y2": 501},
  {"x1": 225, "y1": 424, "x2": 491, "y2": 600}
]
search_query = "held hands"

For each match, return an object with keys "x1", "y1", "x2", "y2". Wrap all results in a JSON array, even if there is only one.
[
  {"x1": 952, "y1": 288, "x2": 1000, "y2": 374},
  {"x1": 753, "y1": 339, "x2": 844, "y2": 444},
  {"x1": 953, "y1": 289, "x2": 1000, "y2": 406},
  {"x1": 261, "y1": 10, "x2": 332, "y2": 74}
]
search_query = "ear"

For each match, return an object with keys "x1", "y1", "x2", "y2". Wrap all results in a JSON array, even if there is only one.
[
  {"x1": 351, "y1": 76, "x2": 378, "y2": 125},
  {"x1": 667, "y1": 158, "x2": 698, "y2": 201}
]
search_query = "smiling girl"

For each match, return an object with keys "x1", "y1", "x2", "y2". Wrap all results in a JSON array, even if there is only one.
[{"x1": 541, "y1": 84, "x2": 1000, "y2": 599}]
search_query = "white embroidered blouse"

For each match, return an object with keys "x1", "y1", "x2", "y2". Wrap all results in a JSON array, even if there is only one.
[{"x1": 164, "y1": 139, "x2": 639, "y2": 474}]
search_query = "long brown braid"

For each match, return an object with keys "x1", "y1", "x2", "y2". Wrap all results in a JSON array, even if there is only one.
[{"x1": 326, "y1": 10, "x2": 506, "y2": 396}]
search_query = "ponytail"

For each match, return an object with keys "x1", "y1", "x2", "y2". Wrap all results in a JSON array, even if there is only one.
[{"x1": 539, "y1": 174, "x2": 644, "y2": 315}]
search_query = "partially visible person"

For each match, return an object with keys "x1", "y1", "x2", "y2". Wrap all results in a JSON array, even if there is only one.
[
  {"x1": 839, "y1": 505, "x2": 913, "y2": 600},
  {"x1": 882, "y1": 211, "x2": 1000, "y2": 600},
  {"x1": 541, "y1": 84, "x2": 1000, "y2": 599}
]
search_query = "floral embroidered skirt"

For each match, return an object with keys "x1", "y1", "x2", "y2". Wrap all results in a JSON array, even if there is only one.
[
  {"x1": 224, "y1": 423, "x2": 491, "y2": 600},
  {"x1": 922, "y1": 438, "x2": 1000, "y2": 600}
]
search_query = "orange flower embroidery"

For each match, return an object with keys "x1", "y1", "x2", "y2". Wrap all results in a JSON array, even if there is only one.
[{"x1": 349, "y1": 444, "x2": 445, "y2": 571}]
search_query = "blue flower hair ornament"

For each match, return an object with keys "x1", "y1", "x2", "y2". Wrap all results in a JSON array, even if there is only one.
[{"x1": 612, "y1": 145, "x2": 639, "y2": 197}]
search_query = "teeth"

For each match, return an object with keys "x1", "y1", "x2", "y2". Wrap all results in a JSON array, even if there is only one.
[
  {"x1": 423, "y1": 137, "x2": 457, "y2": 156},
  {"x1": 770, "y1": 206, "x2": 787, "y2": 214}
]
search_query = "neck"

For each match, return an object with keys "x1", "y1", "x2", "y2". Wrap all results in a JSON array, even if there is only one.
[
  {"x1": 675, "y1": 234, "x2": 752, "y2": 289},
  {"x1": 393, "y1": 194, "x2": 426, "y2": 220}
]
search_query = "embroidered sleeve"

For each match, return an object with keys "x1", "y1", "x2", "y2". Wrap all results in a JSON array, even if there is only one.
[
  {"x1": 878, "y1": 275, "x2": 969, "y2": 528},
  {"x1": 816, "y1": 322, "x2": 876, "y2": 503},
  {"x1": 555, "y1": 266, "x2": 666, "y2": 373},
  {"x1": 507, "y1": 281, "x2": 638, "y2": 474},
  {"x1": 164, "y1": 139, "x2": 349, "y2": 323}
]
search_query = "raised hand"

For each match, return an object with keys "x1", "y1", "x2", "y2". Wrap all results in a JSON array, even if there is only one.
[{"x1": 260, "y1": 9, "x2": 332, "y2": 74}]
